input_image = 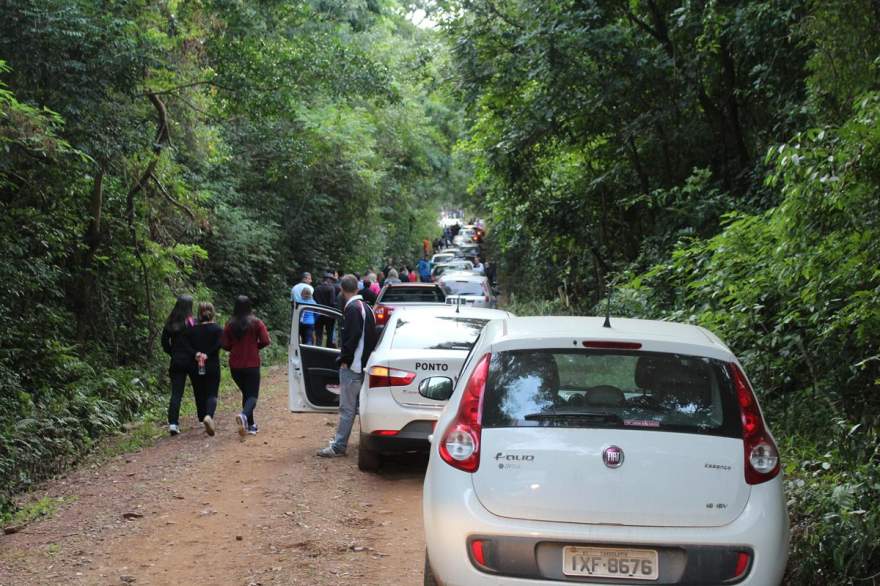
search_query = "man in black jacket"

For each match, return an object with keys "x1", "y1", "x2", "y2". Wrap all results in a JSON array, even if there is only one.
[
  {"x1": 314, "y1": 272, "x2": 338, "y2": 347},
  {"x1": 317, "y1": 274, "x2": 377, "y2": 458}
]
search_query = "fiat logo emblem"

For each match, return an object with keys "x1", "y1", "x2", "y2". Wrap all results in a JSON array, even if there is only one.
[{"x1": 603, "y1": 446, "x2": 624, "y2": 468}]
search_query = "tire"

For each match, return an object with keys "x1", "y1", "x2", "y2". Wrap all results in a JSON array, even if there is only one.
[
  {"x1": 357, "y1": 445, "x2": 382, "y2": 472},
  {"x1": 424, "y1": 551, "x2": 438, "y2": 586}
]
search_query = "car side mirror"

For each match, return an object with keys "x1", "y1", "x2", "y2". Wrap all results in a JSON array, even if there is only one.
[{"x1": 418, "y1": 376, "x2": 454, "y2": 401}]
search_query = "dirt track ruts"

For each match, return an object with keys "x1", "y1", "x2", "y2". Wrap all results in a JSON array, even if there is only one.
[{"x1": 0, "y1": 366, "x2": 427, "y2": 585}]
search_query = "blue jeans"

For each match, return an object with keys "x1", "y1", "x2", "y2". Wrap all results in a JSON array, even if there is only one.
[{"x1": 331, "y1": 367, "x2": 363, "y2": 453}]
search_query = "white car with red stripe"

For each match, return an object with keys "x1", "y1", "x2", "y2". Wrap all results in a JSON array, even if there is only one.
[
  {"x1": 422, "y1": 316, "x2": 789, "y2": 586},
  {"x1": 356, "y1": 305, "x2": 512, "y2": 472}
]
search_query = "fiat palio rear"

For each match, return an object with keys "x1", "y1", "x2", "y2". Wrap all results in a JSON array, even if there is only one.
[{"x1": 422, "y1": 316, "x2": 789, "y2": 586}]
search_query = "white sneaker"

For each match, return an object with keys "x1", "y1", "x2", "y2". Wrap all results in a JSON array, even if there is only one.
[
  {"x1": 203, "y1": 415, "x2": 215, "y2": 437},
  {"x1": 169, "y1": 424, "x2": 180, "y2": 436},
  {"x1": 235, "y1": 413, "x2": 247, "y2": 438}
]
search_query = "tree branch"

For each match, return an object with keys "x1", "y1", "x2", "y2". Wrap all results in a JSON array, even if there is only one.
[
  {"x1": 149, "y1": 172, "x2": 197, "y2": 221},
  {"x1": 126, "y1": 92, "x2": 170, "y2": 355}
]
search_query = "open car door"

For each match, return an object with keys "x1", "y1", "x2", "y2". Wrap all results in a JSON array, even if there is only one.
[{"x1": 289, "y1": 304, "x2": 343, "y2": 412}]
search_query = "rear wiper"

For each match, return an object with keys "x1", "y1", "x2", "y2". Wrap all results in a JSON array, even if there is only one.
[{"x1": 524, "y1": 411, "x2": 623, "y2": 424}]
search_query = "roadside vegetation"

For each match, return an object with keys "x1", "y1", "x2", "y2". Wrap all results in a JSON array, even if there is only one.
[
  {"x1": 448, "y1": 2, "x2": 879, "y2": 583},
  {"x1": 0, "y1": 1, "x2": 463, "y2": 516}
]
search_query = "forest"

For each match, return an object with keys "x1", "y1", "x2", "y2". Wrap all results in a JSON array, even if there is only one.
[
  {"x1": 1, "y1": 1, "x2": 879, "y2": 584},
  {"x1": 0, "y1": 0, "x2": 462, "y2": 516}
]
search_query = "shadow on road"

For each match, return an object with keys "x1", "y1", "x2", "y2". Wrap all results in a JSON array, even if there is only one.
[{"x1": 373, "y1": 451, "x2": 429, "y2": 481}]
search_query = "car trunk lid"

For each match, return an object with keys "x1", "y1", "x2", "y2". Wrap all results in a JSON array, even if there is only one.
[{"x1": 473, "y1": 428, "x2": 749, "y2": 527}]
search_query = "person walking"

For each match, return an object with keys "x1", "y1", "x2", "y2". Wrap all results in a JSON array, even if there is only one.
[
  {"x1": 161, "y1": 295, "x2": 196, "y2": 436},
  {"x1": 384, "y1": 268, "x2": 402, "y2": 285},
  {"x1": 186, "y1": 302, "x2": 223, "y2": 436},
  {"x1": 417, "y1": 255, "x2": 432, "y2": 283},
  {"x1": 407, "y1": 266, "x2": 418, "y2": 282},
  {"x1": 317, "y1": 275, "x2": 377, "y2": 458},
  {"x1": 223, "y1": 295, "x2": 271, "y2": 438},
  {"x1": 314, "y1": 272, "x2": 338, "y2": 347}
]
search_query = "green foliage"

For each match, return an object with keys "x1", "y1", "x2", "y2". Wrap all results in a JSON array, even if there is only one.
[
  {"x1": 0, "y1": 496, "x2": 72, "y2": 529},
  {"x1": 0, "y1": 1, "x2": 460, "y2": 515},
  {"x1": 446, "y1": 2, "x2": 880, "y2": 583},
  {"x1": 623, "y1": 95, "x2": 880, "y2": 583}
]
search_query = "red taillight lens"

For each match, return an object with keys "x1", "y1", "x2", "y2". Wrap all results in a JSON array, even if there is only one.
[
  {"x1": 368, "y1": 365, "x2": 416, "y2": 388},
  {"x1": 734, "y1": 551, "x2": 751, "y2": 578},
  {"x1": 371, "y1": 429, "x2": 399, "y2": 437},
  {"x1": 582, "y1": 340, "x2": 643, "y2": 350},
  {"x1": 729, "y1": 363, "x2": 780, "y2": 484},
  {"x1": 468, "y1": 538, "x2": 496, "y2": 571},
  {"x1": 471, "y1": 539, "x2": 486, "y2": 566},
  {"x1": 439, "y1": 353, "x2": 491, "y2": 473},
  {"x1": 374, "y1": 305, "x2": 393, "y2": 326}
]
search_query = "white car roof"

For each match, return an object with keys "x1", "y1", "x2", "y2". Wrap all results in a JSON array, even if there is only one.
[
  {"x1": 480, "y1": 316, "x2": 734, "y2": 360},
  {"x1": 439, "y1": 273, "x2": 487, "y2": 283},
  {"x1": 390, "y1": 305, "x2": 510, "y2": 320}
]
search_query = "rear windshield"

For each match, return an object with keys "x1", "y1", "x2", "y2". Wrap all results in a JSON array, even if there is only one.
[
  {"x1": 443, "y1": 280, "x2": 484, "y2": 296},
  {"x1": 392, "y1": 316, "x2": 490, "y2": 350},
  {"x1": 482, "y1": 350, "x2": 741, "y2": 437},
  {"x1": 379, "y1": 287, "x2": 445, "y2": 303}
]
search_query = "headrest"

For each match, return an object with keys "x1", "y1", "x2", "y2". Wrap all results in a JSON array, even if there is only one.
[
  {"x1": 586, "y1": 385, "x2": 626, "y2": 407},
  {"x1": 635, "y1": 355, "x2": 681, "y2": 389}
]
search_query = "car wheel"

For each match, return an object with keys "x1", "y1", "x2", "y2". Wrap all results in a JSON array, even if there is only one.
[
  {"x1": 424, "y1": 551, "x2": 438, "y2": 586},
  {"x1": 357, "y1": 445, "x2": 382, "y2": 472}
]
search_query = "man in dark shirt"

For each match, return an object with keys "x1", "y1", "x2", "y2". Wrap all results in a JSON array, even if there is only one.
[
  {"x1": 317, "y1": 275, "x2": 377, "y2": 458},
  {"x1": 314, "y1": 272, "x2": 338, "y2": 347}
]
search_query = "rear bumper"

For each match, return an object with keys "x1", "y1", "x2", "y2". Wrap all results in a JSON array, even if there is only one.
[
  {"x1": 423, "y1": 466, "x2": 789, "y2": 586},
  {"x1": 359, "y1": 387, "x2": 442, "y2": 453},
  {"x1": 360, "y1": 421, "x2": 433, "y2": 454}
]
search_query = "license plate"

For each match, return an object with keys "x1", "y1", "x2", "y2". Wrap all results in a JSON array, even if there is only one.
[{"x1": 562, "y1": 546, "x2": 659, "y2": 580}]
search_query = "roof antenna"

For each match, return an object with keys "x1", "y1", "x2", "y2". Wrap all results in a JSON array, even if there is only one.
[{"x1": 602, "y1": 275, "x2": 614, "y2": 328}]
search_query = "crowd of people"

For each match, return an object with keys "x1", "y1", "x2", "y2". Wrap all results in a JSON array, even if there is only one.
[{"x1": 161, "y1": 219, "x2": 491, "y2": 450}]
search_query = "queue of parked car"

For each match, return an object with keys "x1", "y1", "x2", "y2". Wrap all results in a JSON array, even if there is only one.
[{"x1": 287, "y1": 219, "x2": 789, "y2": 585}]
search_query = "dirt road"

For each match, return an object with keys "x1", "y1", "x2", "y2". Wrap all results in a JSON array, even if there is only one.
[{"x1": 0, "y1": 366, "x2": 427, "y2": 585}]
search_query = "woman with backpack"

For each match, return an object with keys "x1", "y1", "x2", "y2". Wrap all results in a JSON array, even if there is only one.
[
  {"x1": 161, "y1": 295, "x2": 196, "y2": 436},
  {"x1": 186, "y1": 302, "x2": 223, "y2": 436},
  {"x1": 222, "y1": 296, "x2": 271, "y2": 438}
]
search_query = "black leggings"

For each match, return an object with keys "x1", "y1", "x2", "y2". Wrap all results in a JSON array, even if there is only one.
[
  {"x1": 168, "y1": 367, "x2": 195, "y2": 425},
  {"x1": 231, "y1": 367, "x2": 260, "y2": 426},
  {"x1": 192, "y1": 367, "x2": 220, "y2": 421}
]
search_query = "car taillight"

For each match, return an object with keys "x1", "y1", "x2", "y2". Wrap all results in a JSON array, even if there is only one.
[
  {"x1": 582, "y1": 340, "x2": 642, "y2": 350},
  {"x1": 734, "y1": 551, "x2": 751, "y2": 579},
  {"x1": 368, "y1": 365, "x2": 416, "y2": 388},
  {"x1": 374, "y1": 304, "x2": 393, "y2": 326},
  {"x1": 438, "y1": 353, "x2": 491, "y2": 472},
  {"x1": 729, "y1": 363, "x2": 780, "y2": 484},
  {"x1": 467, "y1": 537, "x2": 497, "y2": 572}
]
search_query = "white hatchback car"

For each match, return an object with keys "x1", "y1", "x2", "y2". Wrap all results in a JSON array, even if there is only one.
[
  {"x1": 357, "y1": 305, "x2": 512, "y2": 471},
  {"x1": 423, "y1": 316, "x2": 789, "y2": 586}
]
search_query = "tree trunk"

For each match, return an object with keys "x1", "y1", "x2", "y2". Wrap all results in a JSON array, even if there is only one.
[{"x1": 720, "y1": 42, "x2": 750, "y2": 173}]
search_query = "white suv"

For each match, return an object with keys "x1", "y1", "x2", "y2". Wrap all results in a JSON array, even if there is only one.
[{"x1": 422, "y1": 316, "x2": 789, "y2": 586}]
